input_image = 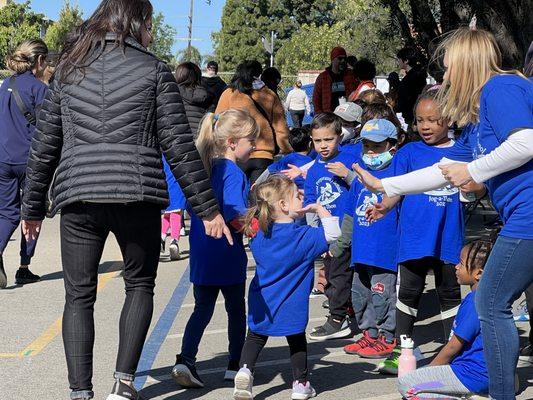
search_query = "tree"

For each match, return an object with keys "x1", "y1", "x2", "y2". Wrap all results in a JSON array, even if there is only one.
[
  {"x1": 379, "y1": 0, "x2": 533, "y2": 68},
  {"x1": 44, "y1": 0, "x2": 83, "y2": 52},
  {"x1": 176, "y1": 45, "x2": 203, "y2": 66},
  {"x1": 150, "y1": 12, "x2": 176, "y2": 63},
  {"x1": 0, "y1": 1, "x2": 47, "y2": 69}
]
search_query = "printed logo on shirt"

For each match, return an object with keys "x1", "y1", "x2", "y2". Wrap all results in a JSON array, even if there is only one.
[
  {"x1": 331, "y1": 81, "x2": 345, "y2": 93},
  {"x1": 316, "y1": 177, "x2": 342, "y2": 208},
  {"x1": 424, "y1": 184, "x2": 458, "y2": 207},
  {"x1": 372, "y1": 282, "x2": 385, "y2": 294},
  {"x1": 355, "y1": 188, "x2": 380, "y2": 226}
]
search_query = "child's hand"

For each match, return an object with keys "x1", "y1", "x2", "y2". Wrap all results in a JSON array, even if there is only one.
[
  {"x1": 326, "y1": 162, "x2": 349, "y2": 179},
  {"x1": 365, "y1": 203, "x2": 390, "y2": 223},
  {"x1": 352, "y1": 163, "x2": 384, "y2": 193},
  {"x1": 282, "y1": 164, "x2": 306, "y2": 180}
]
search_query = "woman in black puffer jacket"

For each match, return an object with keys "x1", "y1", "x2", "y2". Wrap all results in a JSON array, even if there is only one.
[
  {"x1": 175, "y1": 62, "x2": 215, "y2": 136},
  {"x1": 20, "y1": 1, "x2": 230, "y2": 399}
]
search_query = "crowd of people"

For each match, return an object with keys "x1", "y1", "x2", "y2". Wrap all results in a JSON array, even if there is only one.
[{"x1": 0, "y1": 1, "x2": 531, "y2": 400}]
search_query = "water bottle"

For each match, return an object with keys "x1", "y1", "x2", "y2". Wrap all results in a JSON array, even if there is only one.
[{"x1": 398, "y1": 335, "x2": 417, "y2": 378}]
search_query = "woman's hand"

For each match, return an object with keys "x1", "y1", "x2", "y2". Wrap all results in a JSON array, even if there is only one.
[
  {"x1": 352, "y1": 163, "x2": 384, "y2": 193},
  {"x1": 365, "y1": 203, "x2": 390, "y2": 223},
  {"x1": 282, "y1": 164, "x2": 306, "y2": 180},
  {"x1": 438, "y1": 163, "x2": 472, "y2": 187},
  {"x1": 326, "y1": 162, "x2": 350, "y2": 179},
  {"x1": 202, "y1": 212, "x2": 234, "y2": 245},
  {"x1": 22, "y1": 220, "x2": 42, "y2": 241}
]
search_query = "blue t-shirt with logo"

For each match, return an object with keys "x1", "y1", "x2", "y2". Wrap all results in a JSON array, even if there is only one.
[
  {"x1": 444, "y1": 75, "x2": 533, "y2": 240},
  {"x1": 248, "y1": 223, "x2": 328, "y2": 336},
  {"x1": 188, "y1": 159, "x2": 249, "y2": 286},
  {"x1": 450, "y1": 291, "x2": 488, "y2": 394},
  {"x1": 394, "y1": 141, "x2": 464, "y2": 264},
  {"x1": 304, "y1": 150, "x2": 359, "y2": 220},
  {"x1": 345, "y1": 163, "x2": 399, "y2": 271},
  {"x1": 268, "y1": 152, "x2": 313, "y2": 189}
]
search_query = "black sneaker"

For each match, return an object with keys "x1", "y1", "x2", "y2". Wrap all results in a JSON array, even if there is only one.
[
  {"x1": 161, "y1": 238, "x2": 166, "y2": 253},
  {"x1": 172, "y1": 355, "x2": 205, "y2": 388},
  {"x1": 15, "y1": 268, "x2": 40, "y2": 285},
  {"x1": 106, "y1": 379, "x2": 142, "y2": 400},
  {"x1": 0, "y1": 255, "x2": 7, "y2": 289},
  {"x1": 519, "y1": 343, "x2": 533, "y2": 364},
  {"x1": 224, "y1": 360, "x2": 240, "y2": 381},
  {"x1": 308, "y1": 317, "x2": 352, "y2": 341}
]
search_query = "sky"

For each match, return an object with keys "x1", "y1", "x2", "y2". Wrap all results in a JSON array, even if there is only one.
[{"x1": 22, "y1": 0, "x2": 225, "y2": 56}]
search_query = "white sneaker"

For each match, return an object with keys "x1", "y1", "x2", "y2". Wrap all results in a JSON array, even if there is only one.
[
  {"x1": 291, "y1": 381, "x2": 317, "y2": 400},
  {"x1": 233, "y1": 365, "x2": 253, "y2": 400},
  {"x1": 169, "y1": 240, "x2": 180, "y2": 261}
]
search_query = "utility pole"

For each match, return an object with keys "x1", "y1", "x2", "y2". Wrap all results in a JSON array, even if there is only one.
[
  {"x1": 261, "y1": 31, "x2": 276, "y2": 67},
  {"x1": 187, "y1": 0, "x2": 194, "y2": 61}
]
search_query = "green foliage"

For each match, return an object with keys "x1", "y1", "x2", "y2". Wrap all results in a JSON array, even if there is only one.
[
  {"x1": 0, "y1": 69, "x2": 11, "y2": 79},
  {"x1": 150, "y1": 12, "x2": 176, "y2": 63},
  {"x1": 0, "y1": 1, "x2": 47, "y2": 69},
  {"x1": 44, "y1": 0, "x2": 83, "y2": 52},
  {"x1": 176, "y1": 45, "x2": 203, "y2": 66}
]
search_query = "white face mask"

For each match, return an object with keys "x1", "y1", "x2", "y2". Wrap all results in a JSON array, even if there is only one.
[{"x1": 341, "y1": 126, "x2": 356, "y2": 143}]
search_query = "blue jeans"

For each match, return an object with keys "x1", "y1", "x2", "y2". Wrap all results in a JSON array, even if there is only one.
[
  {"x1": 181, "y1": 283, "x2": 246, "y2": 365},
  {"x1": 475, "y1": 235, "x2": 533, "y2": 400}
]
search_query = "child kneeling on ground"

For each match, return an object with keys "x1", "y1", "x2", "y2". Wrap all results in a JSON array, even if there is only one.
[
  {"x1": 233, "y1": 175, "x2": 341, "y2": 400},
  {"x1": 398, "y1": 239, "x2": 492, "y2": 399}
]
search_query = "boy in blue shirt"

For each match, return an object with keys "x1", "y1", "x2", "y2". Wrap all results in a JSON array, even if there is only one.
[
  {"x1": 330, "y1": 119, "x2": 400, "y2": 358},
  {"x1": 304, "y1": 113, "x2": 359, "y2": 341}
]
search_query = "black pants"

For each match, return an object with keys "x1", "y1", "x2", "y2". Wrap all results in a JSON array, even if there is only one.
[
  {"x1": 525, "y1": 283, "x2": 533, "y2": 344},
  {"x1": 289, "y1": 110, "x2": 305, "y2": 128},
  {"x1": 240, "y1": 331, "x2": 308, "y2": 382},
  {"x1": 396, "y1": 257, "x2": 461, "y2": 341},
  {"x1": 239, "y1": 158, "x2": 273, "y2": 185},
  {"x1": 60, "y1": 202, "x2": 160, "y2": 394},
  {"x1": 0, "y1": 162, "x2": 38, "y2": 265},
  {"x1": 324, "y1": 249, "x2": 353, "y2": 320}
]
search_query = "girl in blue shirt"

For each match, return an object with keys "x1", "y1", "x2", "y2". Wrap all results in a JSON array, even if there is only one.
[
  {"x1": 172, "y1": 109, "x2": 259, "y2": 389},
  {"x1": 233, "y1": 175, "x2": 340, "y2": 400},
  {"x1": 398, "y1": 239, "x2": 492, "y2": 399}
]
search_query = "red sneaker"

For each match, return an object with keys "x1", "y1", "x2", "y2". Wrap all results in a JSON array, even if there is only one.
[
  {"x1": 358, "y1": 336, "x2": 397, "y2": 359},
  {"x1": 343, "y1": 331, "x2": 378, "y2": 355}
]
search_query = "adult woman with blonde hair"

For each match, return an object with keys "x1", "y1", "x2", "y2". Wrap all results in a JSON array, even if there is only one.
[
  {"x1": 20, "y1": 1, "x2": 230, "y2": 399},
  {"x1": 0, "y1": 38, "x2": 48, "y2": 289},
  {"x1": 354, "y1": 27, "x2": 532, "y2": 400}
]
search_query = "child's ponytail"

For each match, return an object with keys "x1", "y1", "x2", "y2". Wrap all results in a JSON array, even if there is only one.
[{"x1": 196, "y1": 113, "x2": 217, "y2": 173}]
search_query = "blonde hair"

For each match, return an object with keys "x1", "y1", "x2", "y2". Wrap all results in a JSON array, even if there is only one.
[
  {"x1": 242, "y1": 175, "x2": 297, "y2": 236},
  {"x1": 6, "y1": 39, "x2": 48, "y2": 74},
  {"x1": 196, "y1": 109, "x2": 259, "y2": 173},
  {"x1": 435, "y1": 28, "x2": 522, "y2": 126}
]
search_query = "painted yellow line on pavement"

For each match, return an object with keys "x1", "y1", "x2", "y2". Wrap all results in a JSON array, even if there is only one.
[{"x1": 4, "y1": 270, "x2": 119, "y2": 359}]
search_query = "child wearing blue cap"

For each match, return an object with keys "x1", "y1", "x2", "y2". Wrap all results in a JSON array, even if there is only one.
[{"x1": 331, "y1": 118, "x2": 400, "y2": 358}]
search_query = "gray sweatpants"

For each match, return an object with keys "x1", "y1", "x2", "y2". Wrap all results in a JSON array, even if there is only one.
[
  {"x1": 398, "y1": 365, "x2": 474, "y2": 399},
  {"x1": 351, "y1": 264, "x2": 397, "y2": 342}
]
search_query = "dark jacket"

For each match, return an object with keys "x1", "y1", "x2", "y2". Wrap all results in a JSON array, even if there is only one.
[
  {"x1": 178, "y1": 83, "x2": 215, "y2": 135},
  {"x1": 202, "y1": 75, "x2": 227, "y2": 108},
  {"x1": 396, "y1": 66, "x2": 428, "y2": 124},
  {"x1": 21, "y1": 35, "x2": 219, "y2": 220}
]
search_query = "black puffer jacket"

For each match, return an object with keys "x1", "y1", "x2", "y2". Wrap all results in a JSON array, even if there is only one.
[
  {"x1": 178, "y1": 83, "x2": 215, "y2": 136},
  {"x1": 21, "y1": 35, "x2": 219, "y2": 220}
]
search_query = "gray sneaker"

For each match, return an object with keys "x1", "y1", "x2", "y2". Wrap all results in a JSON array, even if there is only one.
[
  {"x1": 291, "y1": 381, "x2": 317, "y2": 400},
  {"x1": 233, "y1": 365, "x2": 253, "y2": 400}
]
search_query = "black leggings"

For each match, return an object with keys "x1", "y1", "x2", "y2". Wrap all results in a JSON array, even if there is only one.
[
  {"x1": 239, "y1": 158, "x2": 273, "y2": 185},
  {"x1": 240, "y1": 331, "x2": 308, "y2": 382},
  {"x1": 396, "y1": 257, "x2": 461, "y2": 341}
]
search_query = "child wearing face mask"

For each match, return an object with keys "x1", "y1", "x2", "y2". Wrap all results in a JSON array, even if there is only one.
[
  {"x1": 331, "y1": 119, "x2": 400, "y2": 358},
  {"x1": 333, "y1": 102, "x2": 363, "y2": 146}
]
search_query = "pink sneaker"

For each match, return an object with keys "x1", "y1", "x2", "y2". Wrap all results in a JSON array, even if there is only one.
[{"x1": 291, "y1": 381, "x2": 317, "y2": 400}]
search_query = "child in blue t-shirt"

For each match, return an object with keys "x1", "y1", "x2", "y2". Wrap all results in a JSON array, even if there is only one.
[
  {"x1": 233, "y1": 175, "x2": 341, "y2": 400},
  {"x1": 303, "y1": 112, "x2": 360, "y2": 341},
  {"x1": 172, "y1": 109, "x2": 259, "y2": 389},
  {"x1": 330, "y1": 119, "x2": 400, "y2": 359},
  {"x1": 398, "y1": 239, "x2": 492, "y2": 399}
]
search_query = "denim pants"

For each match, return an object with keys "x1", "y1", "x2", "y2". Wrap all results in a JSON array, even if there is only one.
[
  {"x1": 475, "y1": 235, "x2": 533, "y2": 400},
  {"x1": 61, "y1": 202, "x2": 160, "y2": 399},
  {"x1": 181, "y1": 283, "x2": 246, "y2": 365}
]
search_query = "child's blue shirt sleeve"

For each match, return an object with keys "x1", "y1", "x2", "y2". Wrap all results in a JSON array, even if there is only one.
[
  {"x1": 222, "y1": 171, "x2": 249, "y2": 222},
  {"x1": 303, "y1": 168, "x2": 317, "y2": 206},
  {"x1": 452, "y1": 294, "x2": 480, "y2": 344}
]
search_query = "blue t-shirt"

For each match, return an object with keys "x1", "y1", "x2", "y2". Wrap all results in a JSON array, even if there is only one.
[
  {"x1": 444, "y1": 75, "x2": 533, "y2": 240},
  {"x1": 268, "y1": 152, "x2": 313, "y2": 189},
  {"x1": 248, "y1": 223, "x2": 328, "y2": 336},
  {"x1": 162, "y1": 157, "x2": 187, "y2": 212},
  {"x1": 0, "y1": 71, "x2": 48, "y2": 164},
  {"x1": 340, "y1": 141, "x2": 363, "y2": 161},
  {"x1": 394, "y1": 141, "x2": 464, "y2": 264},
  {"x1": 188, "y1": 159, "x2": 249, "y2": 286},
  {"x1": 304, "y1": 150, "x2": 359, "y2": 219},
  {"x1": 345, "y1": 163, "x2": 399, "y2": 271},
  {"x1": 450, "y1": 291, "x2": 488, "y2": 394}
]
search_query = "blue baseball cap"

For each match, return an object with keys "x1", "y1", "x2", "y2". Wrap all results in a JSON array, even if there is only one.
[{"x1": 360, "y1": 119, "x2": 398, "y2": 142}]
